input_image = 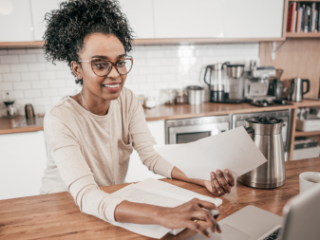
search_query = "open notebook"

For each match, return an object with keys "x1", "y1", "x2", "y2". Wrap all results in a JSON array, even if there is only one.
[{"x1": 108, "y1": 178, "x2": 222, "y2": 239}]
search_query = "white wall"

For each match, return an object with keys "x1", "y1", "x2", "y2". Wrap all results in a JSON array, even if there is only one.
[{"x1": 0, "y1": 43, "x2": 259, "y2": 115}]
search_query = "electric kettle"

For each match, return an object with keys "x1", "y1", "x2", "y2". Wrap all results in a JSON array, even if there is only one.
[
  {"x1": 288, "y1": 78, "x2": 310, "y2": 102},
  {"x1": 238, "y1": 117, "x2": 286, "y2": 189}
]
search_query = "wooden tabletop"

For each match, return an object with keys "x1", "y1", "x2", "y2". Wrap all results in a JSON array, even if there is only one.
[{"x1": 1, "y1": 158, "x2": 319, "y2": 240}]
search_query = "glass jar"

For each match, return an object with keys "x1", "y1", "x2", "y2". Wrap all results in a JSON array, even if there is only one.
[
  {"x1": 1, "y1": 92, "x2": 20, "y2": 118},
  {"x1": 161, "y1": 89, "x2": 176, "y2": 105},
  {"x1": 175, "y1": 89, "x2": 187, "y2": 104}
]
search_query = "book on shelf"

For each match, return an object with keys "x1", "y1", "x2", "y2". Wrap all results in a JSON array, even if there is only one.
[{"x1": 287, "y1": 1, "x2": 320, "y2": 33}]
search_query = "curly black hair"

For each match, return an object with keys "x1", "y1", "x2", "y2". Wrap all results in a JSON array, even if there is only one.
[{"x1": 43, "y1": 0, "x2": 134, "y2": 84}]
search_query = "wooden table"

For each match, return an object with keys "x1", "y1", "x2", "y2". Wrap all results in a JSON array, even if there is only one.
[{"x1": 1, "y1": 158, "x2": 320, "y2": 240}]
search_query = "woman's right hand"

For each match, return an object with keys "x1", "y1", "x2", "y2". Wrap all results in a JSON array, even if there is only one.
[{"x1": 157, "y1": 198, "x2": 221, "y2": 238}]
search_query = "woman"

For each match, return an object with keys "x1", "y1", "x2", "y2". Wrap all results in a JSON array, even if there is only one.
[{"x1": 40, "y1": 0, "x2": 234, "y2": 238}]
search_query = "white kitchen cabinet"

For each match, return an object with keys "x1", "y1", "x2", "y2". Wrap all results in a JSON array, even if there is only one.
[
  {"x1": 153, "y1": 0, "x2": 224, "y2": 39},
  {"x1": 222, "y1": 0, "x2": 284, "y2": 38},
  {"x1": 118, "y1": 0, "x2": 155, "y2": 39},
  {"x1": 125, "y1": 120, "x2": 166, "y2": 183},
  {"x1": 0, "y1": 0, "x2": 34, "y2": 42},
  {"x1": 30, "y1": 0, "x2": 61, "y2": 41},
  {"x1": 0, "y1": 131, "x2": 47, "y2": 200}
]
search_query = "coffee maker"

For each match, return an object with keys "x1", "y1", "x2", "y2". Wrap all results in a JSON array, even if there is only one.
[
  {"x1": 204, "y1": 62, "x2": 245, "y2": 103},
  {"x1": 243, "y1": 66, "x2": 277, "y2": 107}
]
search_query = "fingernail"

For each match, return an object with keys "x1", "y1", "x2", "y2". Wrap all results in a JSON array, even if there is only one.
[{"x1": 225, "y1": 169, "x2": 229, "y2": 174}]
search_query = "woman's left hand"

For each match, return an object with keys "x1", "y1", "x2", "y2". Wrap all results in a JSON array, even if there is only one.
[{"x1": 204, "y1": 169, "x2": 235, "y2": 197}]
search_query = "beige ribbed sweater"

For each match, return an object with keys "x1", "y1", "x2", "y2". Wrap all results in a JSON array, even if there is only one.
[{"x1": 40, "y1": 87, "x2": 175, "y2": 222}]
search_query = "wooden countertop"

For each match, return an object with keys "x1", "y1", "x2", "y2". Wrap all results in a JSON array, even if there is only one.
[
  {"x1": 0, "y1": 116, "x2": 43, "y2": 135},
  {"x1": 1, "y1": 100, "x2": 320, "y2": 135},
  {"x1": 144, "y1": 99, "x2": 320, "y2": 121},
  {"x1": 1, "y1": 158, "x2": 319, "y2": 240}
]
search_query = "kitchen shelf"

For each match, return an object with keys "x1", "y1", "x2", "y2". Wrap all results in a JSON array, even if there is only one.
[
  {"x1": 295, "y1": 130, "x2": 320, "y2": 137},
  {"x1": 286, "y1": 32, "x2": 320, "y2": 38}
]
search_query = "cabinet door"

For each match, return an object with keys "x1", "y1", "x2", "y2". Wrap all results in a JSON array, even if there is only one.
[
  {"x1": 0, "y1": 131, "x2": 47, "y2": 200},
  {"x1": 30, "y1": 0, "x2": 61, "y2": 41},
  {"x1": 125, "y1": 120, "x2": 165, "y2": 183},
  {"x1": 118, "y1": 0, "x2": 155, "y2": 39},
  {"x1": 222, "y1": 0, "x2": 284, "y2": 38},
  {"x1": 153, "y1": 0, "x2": 224, "y2": 38},
  {"x1": 0, "y1": 0, "x2": 34, "y2": 42}
]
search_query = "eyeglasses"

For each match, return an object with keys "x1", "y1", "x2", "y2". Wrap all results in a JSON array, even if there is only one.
[{"x1": 78, "y1": 57, "x2": 133, "y2": 77}]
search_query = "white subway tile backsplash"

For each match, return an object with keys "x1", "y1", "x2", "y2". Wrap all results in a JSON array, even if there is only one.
[
  {"x1": 15, "y1": 98, "x2": 33, "y2": 106},
  {"x1": 57, "y1": 70, "x2": 73, "y2": 79},
  {"x1": 0, "y1": 43, "x2": 259, "y2": 114},
  {"x1": 51, "y1": 96, "x2": 64, "y2": 104},
  {"x1": 130, "y1": 75, "x2": 146, "y2": 83},
  {"x1": 24, "y1": 89, "x2": 42, "y2": 98},
  {"x1": 33, "y1": 105, "x2": 45, "y2": 114},
  {"x1": 0, "y1": 50, "x2": 8, "y2": 55},
  {"x1": 41, "y1": 88, "x2": 59, "y2": 97},
  {"x1": 49, "y1": 79, "x2": 67, "y2": 88},
  {"x1": 46, "y1": 62, "x2": 66, "y2": 71},
  {"x1": 39, "y1": 71, "x2": 56, "y2": 80},
  {"x1": 8, "y1": 49, "x2": 27, "y2": 55},
  {"x1": 21, "y1": 72, "x2": 39, "y2": 81},
  {"x1": 0, "y1": 82, "x2": 13, "y2": 91},
  {"x1": 31, "y1": 80, "x2": 49, "y2": 89},
  {"x1": 3, "y1": 73, "x2": 21, "y2": 82},
  {"x1": 26, "y1": 48, "x2": 44, "y2": 54},
  {"x1": 59, "y1": 87, "x2": 77, "y2": 97},
  {"x1": 10, "y1": 64, "x2": 29, "y2": 72},
  {"x1": 1, "y1": 55, "x2": 19, "y2": 64},
  {"x1": 9, "y1": 91, "x2": 24, "y2": 99},
  {"x1": 33, "y1": 97, "x2": 52, "y2": 106},
  {"x1": 36, "y1": 54, "x2": 47, "y2": 63},
  {"x1": 13, "y1": 81, "x2": 31, "y2": 90},
  {"x1": 0, "y1": 64, "x2": 10, "y2": 73},
  {"x1": 29, "y1": 63, "x2": 47, "y2": 72},
  {"x1": 19, "y1": 54, "x2": 37, "y2": 63},
  {"x1": 65, "y1": 79, "x2": 78, "y2": 87}
]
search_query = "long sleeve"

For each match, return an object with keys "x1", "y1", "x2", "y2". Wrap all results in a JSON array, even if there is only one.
[
  {"x1": 128, "y1": 92, "x2": 175, "y2": 178},
  {"x1": 44, "y1": 113, "x2": 124, "y2": 222}
]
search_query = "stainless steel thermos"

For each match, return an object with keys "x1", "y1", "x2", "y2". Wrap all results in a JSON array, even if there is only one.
[{"x1": 239, "y1": 117, "x2": 286, "y2": 189}]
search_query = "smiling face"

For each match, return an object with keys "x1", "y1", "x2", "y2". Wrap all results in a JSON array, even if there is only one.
[{"x1": 72, "y1": 33, "x2": 128, "y2": 103}]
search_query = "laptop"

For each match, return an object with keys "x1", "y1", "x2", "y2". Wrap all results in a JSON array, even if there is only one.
[{"x1": 187, "y1": 183, "x2": 320, "y2": 240}]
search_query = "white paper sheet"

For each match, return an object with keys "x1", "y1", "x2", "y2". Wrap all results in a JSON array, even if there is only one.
[
  {"x1": 154, "y1": 127, "x2": 267, "y2": 180},
  {"x1": 110, "y1": 178, "x2": 223, "y2": 239}
]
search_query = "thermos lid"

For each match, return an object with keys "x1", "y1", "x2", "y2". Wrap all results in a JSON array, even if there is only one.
[
  {"x1": 245, "y1": 117, "x2": 283, "y2": 136},
  {"x1": 246, "y1": 117, "x2": 282, "y2": 124}
]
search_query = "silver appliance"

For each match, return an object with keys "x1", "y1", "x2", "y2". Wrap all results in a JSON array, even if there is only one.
[
  {"x1": 244, "y1": 68, "x2": 276, "y2": 106},
  {"x1": 231, "y1": 110, "x2": 291, "y2": 160},
  {"x1": 165, "y1": 115, "x2": 230, "y2": 144},
  {"x1": 186, "y1": 85, "x2": 204, "y2": 105},
  {"x1": 226, "y1": 64, "x2": 245, "y2": 102},
  {"x1": 239, "y1": 117, "x2": 286, "y2": 188},
  {"x1": 288, "y1": 78, "x2": 310, "y2": 102}
]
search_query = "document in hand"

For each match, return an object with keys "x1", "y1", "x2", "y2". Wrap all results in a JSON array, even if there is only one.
[
  {"x1": 109, "y1": 178, "x2": 222, "y2": 239},
  {"x1": 154, "y1": 127, "x2": 267, "y2": 180}
]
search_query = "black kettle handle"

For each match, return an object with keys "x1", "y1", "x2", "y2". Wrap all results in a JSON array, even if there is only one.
[
  {"x1": 204, "y1": 66, "x2": 212, "y2": 88},
  {"x1": 302, "y1": 79, "x2": 310, "y2": 95}
]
